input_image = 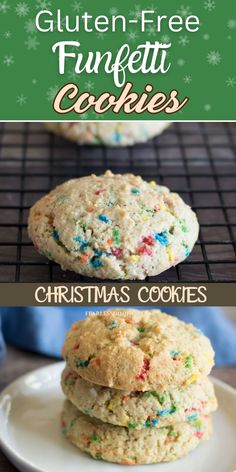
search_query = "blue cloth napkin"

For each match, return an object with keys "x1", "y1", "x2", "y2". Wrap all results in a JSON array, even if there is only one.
[{"x1": 0, "y1": 307, "x2": 236, "y2": 366}]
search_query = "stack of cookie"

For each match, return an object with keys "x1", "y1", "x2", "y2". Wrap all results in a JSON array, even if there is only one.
[{"x1": 61, "y1": 310, "x2": 217, "y2": 465}]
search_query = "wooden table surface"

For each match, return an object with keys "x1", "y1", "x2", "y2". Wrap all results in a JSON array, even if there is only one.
[{"x1": 0, "y1": 347, "x2": 236, "y2": 472}]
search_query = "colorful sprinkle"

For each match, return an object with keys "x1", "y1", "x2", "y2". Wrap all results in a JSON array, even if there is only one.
[
  {"x1": 73, "y1": 342, "x2": 80, "y2": 350},
  {"x1": 138, "y1": 244, "x2": 153, "y2": 256},
  {"x1": 185, "y1": 355, "x2": 193, "y2": 369},
  {"x1": 80, "y1": 241, "x2": 88, "y2": 251},
  {"x1": 137, "y1": 327, "x2": 145, "y2": 333},
  {"x1": 89, "y1": 434, "x2": 101, "y2": 443},
  {"x1": 79, "y1": 221, "x2": 88, "y2": 231},
  {"x1": 166, "y1": 247, "x2": 175, "y2": 262},
  {"x1": 156, "y1": 405, "x2": 177, "y2": 416},
  {"x1": 184, "y1": 245, "x2": 190, "y2": 257},
  {"x1": 154, "y1": 231, "x2": 168, "y2": 246},
  {"x1": 127, "y1": 423, "x2": 138, "y2": 429},
  {"x1": 185, "y1": 373, "x2": 198, "y2": 385},
  {"x1": 113, "y1": 227, "x2": 121, "y2": 246},
  {"x1": 95, "y1": 189, "x2": 106, "y2": 195},
  {"x1": 94, "y1": 453, "x2": 102, "y2": 460},
  {"x1": 75, "y1": 358, "x2": 91, "y2": 368},
  {"x1": 143, "y1": 235, "x2": 154, "y2": 246},
  {"x1": 73, "y1": 236, "x2": 89, "y2": 252},
  {"x1": 94, "y1": 249, "x2": 103, "y2": 257},
  {"x1": 144, "y1": 418, "x2": 159, "y2": 427},
  {"x1": 156, "y1": 392, "x2": 167, "y2": 405},
  {"x1": 129, "y1": 255, "x2": 140, "y2": 263},
  {"x1": 111, "y1": 248, "x2": 123, "y2": 259},
  {"x1": 136, "y1": 358, "x2": 150, "y2": 381},
  {"x1": 106, "y1": 200, "x2": 115, "y2": 207},
  {"x1": 149, "y1": 181, "x2": 156, "y2": 187},
  {"x1": 114, "y1": 131, "x2": 122, "y2": 143},
  {"x1": 80, "y1": 253, "x2": 89, "y2": 264},
  {"x1": 188, "y1": 413, "x2": 198, "y2": 421},
  {"x1": 192, "y1": 419, "x2": 203, "y2": 430},
  {"x1": 179, "y1": 219, "x2": 188, "y2": 232},
  {"x1": 108, "y1": 320, "x2": 118, "y2": 330},
  {"x1": 98, "y1": 214, "x2": 110, "y2": 224},
  {"x1": 52, "y1": 229, "x2": 60, "y2": 241},
  {"x1": 144, "y1": 207, "x2": 155, "y2": 216},
  {"x1": 91, "y1": 357, "x2": 101, "y2": 368},
  {"x1": 80, "y1": 433, "x2": 89, "y2": 442},
  {"x1": 90, "y1": 257, "x2": 103, "y2": 268},
  {"x1": 170, "y1": 350, "x2": 179, "y2": 357},
  {"x1": 57, "y1": 195, "x2": 66, "y2": 202},
  {"x1": 131, "y1": 188, "x2": 140, "y2": 194},
  {"x1": 171, "y1": 351, "x2": 181, "y2": 361}
]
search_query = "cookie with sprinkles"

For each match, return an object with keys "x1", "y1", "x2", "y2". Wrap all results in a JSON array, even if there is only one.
[
  {"x1": 46, "y1": 122, "x2": 171, "y2": 146},
  {"x1": 61, "y1": 366, "x2": 217, "y2": 429},
  {"x1": 62, "y1": 309, "x2": 214, "y2": 391},
  {"x1": 28, "y1": 170, "x2": 199, "y2": 280},
  {"x1": 61, "y1": 400, "x2": 212, "y2": 465}
]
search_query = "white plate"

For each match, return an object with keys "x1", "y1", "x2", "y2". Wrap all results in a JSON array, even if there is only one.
[{"x1": 0, "y1": 362, "x2": 236, "y2": 472}]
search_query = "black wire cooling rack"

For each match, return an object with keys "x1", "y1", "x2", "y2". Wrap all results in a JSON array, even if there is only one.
[{"x1": 0, "y1": 122, "x2": 235, "y2": 283}]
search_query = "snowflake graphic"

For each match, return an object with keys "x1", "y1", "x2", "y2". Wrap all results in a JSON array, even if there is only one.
[
  {"x1": 46, "y1": 85, "x2": 59, "y2": 101},
  {"x1": 16, "y1": 94, "x2": 27, "y2": 105},
  {"x1": 67, "y1": 69, "x2": 77, "y2": 82},
  {"x1": 147, "y1": 4, "x2": 156, "y2": 11},
  {"x1": 207, "y1": 50, "x2": 221, "y2": 65},
  {"x1": 3, "y1": 55, "x2": 14, "y2": 66},
  {"x1": 15, "y1": 2, "x2": 29, "y2": 17},
  {"x1": 32, "y1": 78, "x2": 38, "y2": 85},
  {"x1": 109, "y1": 7, "x2": 118, "y2": 15},
  {"x1": 84, "y1": 80, "x2": 94, "y2": 91},
  {"x1": 204, "y1": 104, "x2": 211, "y2": 111},
  {"x1": 25, "y1": 36, "x2": 40, "y2": 50},
  {"x1": 126, "y1": 30, "x2": 139, "y2": 42},
  {"x1": 72, "y1": 1, "x2": 83, "y2": 13},
  {"x1": 161, "y1": 34, "x2": 171, "y2": 43},
  {"x1": 178, "y1": 35, "x2": 190, "y2": 46},
  {"x1": 0, "y1": 1, "x2": 10, "y2": 13},
  {"x1": 24, "y1": 18, "x2": 37, "y2": 34},
  {"x1": 146, "y1": 25, "x2": 156, "y2": 37},
  {"x1": 203, "y1": 33, "x2": 210, "y2": 40},
  {"x1": 183, "y1": 75, "x2": 192, "y2": 84},
  {"x1": 96, "y1": 32, "x2": 105, "y2": 40},
  {"x1": 92, "y1": 111, "x2": 105, "y2": 120},
  {"x1": 80, "y1": 112, "x2": 89, "y2": 120},
  {"x1": 177, "y1": 58, "x2": 185, "y2": 67},
  {"x1": 4, "y1": 31, "x2": 12, "y2": 39},
  {"x1": 35, "y1": 0, "x2": 51, "y2": 9},
  {"x1": 204, "y1": 0, "x2": 216, "y2": 12},
  {"x1": 177, "y1": 5, "x2": 191, "y2": 18},
  {"x1": 129, "y1": 5, "x2": 142, "y2": 19},
  {"x1": 226, "y1": 77, "x2": 236, "y2": 88},
  {"x1": 227, "y1": 19, "x2": 236, "y2": 30}
]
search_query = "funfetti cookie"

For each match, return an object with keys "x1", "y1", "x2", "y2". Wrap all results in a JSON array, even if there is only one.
[
  {"x1": 62, "y1": 309, "x2": 215, "y2": 391},
  {"x1": 46, "y1": 122, "x2": 171, "y2": 146},
  {"x1": 61, "y1": 400, "x2": 212, "y2": 465},
  {"x1": 28, "y1": 171, "x2": 199, "y2": 280},
  {"x1": 61, "y1": 366, "x2": 217, "y2": 429}
]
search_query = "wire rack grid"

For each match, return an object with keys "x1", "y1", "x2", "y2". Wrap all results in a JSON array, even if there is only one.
[{"x1": 0, "y1": 121, "x2": 235, "y2": 283}]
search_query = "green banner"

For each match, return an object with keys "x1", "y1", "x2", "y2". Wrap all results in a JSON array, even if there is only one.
[{"x1": 0, "y1": 0, "x2": 235, "y2": 120}]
